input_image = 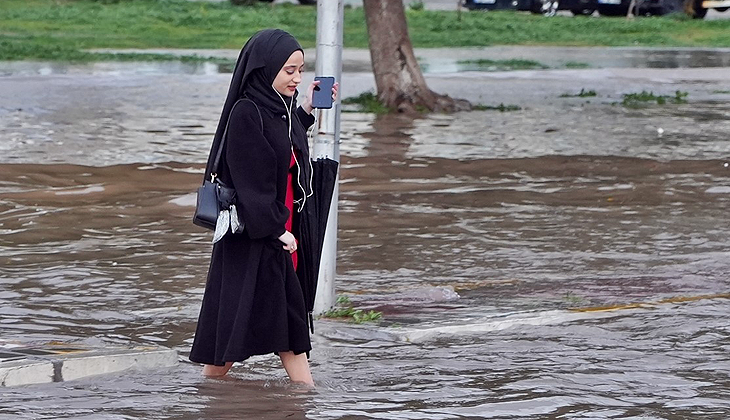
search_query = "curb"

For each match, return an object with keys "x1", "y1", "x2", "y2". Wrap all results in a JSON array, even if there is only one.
[{"x1": 0, "y1": 344, "x2": 178, "y2": 387}]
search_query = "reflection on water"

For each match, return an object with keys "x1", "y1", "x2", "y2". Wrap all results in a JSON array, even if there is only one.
[
  {"x1": 3, "y1": 47, "x2": 730, "y2": 78},
  {"x1": 1, "y1": 71, "x2": 730, "y2": 418},
  {"x1": 405, "y1": 104, "x2": 730, "y2": 161},
  {"x1": 3, "y1": 89, "x2": 729, "y2": 165},
  {"x1": 0, "y1": 61, "x2": 227, "y2": 77},
  {"x1": 423, "y1": 48, "x2": 730, "y2": 73}
]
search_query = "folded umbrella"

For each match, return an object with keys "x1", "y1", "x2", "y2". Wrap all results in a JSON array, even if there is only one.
[{"x1": 296, "y1": 157, "x2": 339, "y2": 333}]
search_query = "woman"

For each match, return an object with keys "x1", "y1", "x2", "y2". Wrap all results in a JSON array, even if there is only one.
[{"x1": 189, "y1": 29, "x2": 337, "y2": 386}]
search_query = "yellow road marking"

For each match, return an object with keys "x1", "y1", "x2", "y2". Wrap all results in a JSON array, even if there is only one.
[{"x1": 569, "y1": 292, "x2": 730, "y2": 313}]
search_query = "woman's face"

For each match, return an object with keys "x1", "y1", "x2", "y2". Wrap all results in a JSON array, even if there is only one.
[{"x1": 272, "y1": 50, "x2": 304, "y2": 97}]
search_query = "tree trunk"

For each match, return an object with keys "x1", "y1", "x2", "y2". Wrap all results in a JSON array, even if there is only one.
[{"x1": 362, "y1": 0, "x2": 470, "y2": 113}]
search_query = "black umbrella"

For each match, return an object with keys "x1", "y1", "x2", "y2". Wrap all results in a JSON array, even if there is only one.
[{"x1": 297, "y1": 157, "x2": 339, "y2": 333}]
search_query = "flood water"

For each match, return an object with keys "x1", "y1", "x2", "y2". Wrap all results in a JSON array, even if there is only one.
[
  {"x1": 0, "y1": 62, "x2": 729, "y2": 419},
  {"x1": 6, "y1": 46, "x2": 730, "y2": 80}
]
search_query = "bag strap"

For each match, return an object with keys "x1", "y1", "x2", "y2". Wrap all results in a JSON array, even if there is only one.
[{"x1": 210, "y1": 98, "x2": 264, "y2": 179}]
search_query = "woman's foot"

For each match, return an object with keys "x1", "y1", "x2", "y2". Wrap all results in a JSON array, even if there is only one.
[
  {"x1": 202, "y1": 362, "x2": 233, "y2": 377},
  {"x1": 278, "y1": 351, "x2": 314, "y2": 386}
]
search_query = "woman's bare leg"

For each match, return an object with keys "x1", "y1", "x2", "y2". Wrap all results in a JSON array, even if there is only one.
[
  {"x1": 278, "y1": 351, "x2": 314, "y2": 386},
  {"x1": 202, "y1": 362, "x2": 233, "y2": 377}
]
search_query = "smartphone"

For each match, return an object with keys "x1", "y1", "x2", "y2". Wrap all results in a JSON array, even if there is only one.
[{"x1": 312, "y1": 76, "x2": 335, "y2": 109}]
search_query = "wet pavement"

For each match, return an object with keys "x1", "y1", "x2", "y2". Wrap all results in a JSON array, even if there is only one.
[{"x1": 0, "y1": 48, "x2": 729, "y2": 418}]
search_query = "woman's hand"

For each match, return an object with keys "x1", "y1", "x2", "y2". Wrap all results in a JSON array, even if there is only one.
[
  {"x1": 278, "y1": 230, "x2": 298, "y2": 254},
  {"x1": 301, "y1": 80, "x2": 339, "y2": 114}
]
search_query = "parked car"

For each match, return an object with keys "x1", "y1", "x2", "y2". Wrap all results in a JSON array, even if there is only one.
[
  {"x1": 517, "y1": 0, "x2": 598, "y2": 15},
  {"x1": 463, "y1": 0, "x2": 520, "y2": 11},
  {"x1": 596, "y1": 0, "x2": 680, "y2": 15},
  {"x1": 596, "y1": 0, "x2": 729, "y2": 17},
  {"x1": 464, "y1": 0, "x2": 598, "y2": 15},
  {"x1": 465, "y1": 0, "x2": 729, "y2": 16}
]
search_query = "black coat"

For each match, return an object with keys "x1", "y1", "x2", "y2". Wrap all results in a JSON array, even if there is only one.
[{"x1": 189, "y1": 98, "x2": 315, "y2": 366}]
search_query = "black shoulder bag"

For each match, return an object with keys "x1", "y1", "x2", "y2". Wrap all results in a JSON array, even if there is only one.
[{"x1": 193, "y1": 99, "x2": 263, "y2": 234}]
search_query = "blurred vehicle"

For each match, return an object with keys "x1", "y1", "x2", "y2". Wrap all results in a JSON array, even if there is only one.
[
  {"x1": 517, "y1": 0, "x2": 597, "y2": 15},
  {"x1": 257, "y1": 0, "x2": 317, "y2": 4},
  {"x1": 463, "y1": 0, "x2": 520, "y2": 11},
  {"x1": 596, "y1": 0, "x2": 729, "y2": 17},
  {"x1": 464, "y1": 0, "x2": 599, "y2": 15},
  {"x1": 464, "y1": 0, "x2": 729, "y2": 15}
]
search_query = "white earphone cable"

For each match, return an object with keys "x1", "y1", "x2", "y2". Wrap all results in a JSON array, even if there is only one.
[{"x1": 273, "y1": 86, "x2": 311, "y2": 213}]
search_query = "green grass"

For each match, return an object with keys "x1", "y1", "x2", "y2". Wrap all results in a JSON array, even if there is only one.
[
  {"x1": 564, "y1": 61, "x2": 591, "y2": 69},
  {"x1": 0, "y1": 0, "x2": 322, "y2": 61},
  {"x1": 408, "y1": 1, "x2": 425, "y2": 11},
  {"x1": 622, "y1": 90, "x2": 688, "y2": 107},
  {"x1": 321, "y1": 296, "x2": 383, "y2": 324},
  {"x1": 563, "y1": 291, "x2": 584, "y2": 305},
  {"x1": 457, "y1": 58, "x2": 548, "y2": 71},
  {"x1": 342, "y1": 91, "x2": 392, "y2": 114},
  {"x1": 472, "y1": 103, "x2": 522, "y2": 112},
  {"x1": 1, "y1": 0, "x2": 730, "y2": 61},
  {"x1": 403, "y1": 8, "x2": 730, "y2": 48},
  {"x1": 560, "y1": 88, "x2": 597, "y2": 98}
]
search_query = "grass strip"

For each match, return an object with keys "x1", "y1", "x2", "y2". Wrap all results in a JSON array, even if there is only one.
[
  {"x1": 1, "y1": 0, "x2": 730, "y2": 61},
  {"x1": 559, "y1": 88, "x2": 597, "y2": 98},
  {"x1": 342, "y1": 91, "x2": 392, "y2": 114},
  {"x1": 321, "y1": 296, "x2": 383, "y2": 324},
  {"x1": 456, "y1": 58, "x2": 549, "y2": 71},
  {"x1": 472, "y1": 103, "x2": 522, "y2": 111},
  {"x1": 621, "y1": 90, "x2": 688, "y2": 107},
  {"x1": 564, "y1": 61, "x2": 591, "y2": 69}
]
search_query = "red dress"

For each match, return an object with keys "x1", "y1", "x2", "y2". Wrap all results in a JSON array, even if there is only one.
[{"x1": 285, "y1": 151, "x2": 298, "y2": 270}]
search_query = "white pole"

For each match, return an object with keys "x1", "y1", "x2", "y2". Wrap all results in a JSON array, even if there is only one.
[{"x1": 312, "y1": 0, "x2": 343, "y2": 316}]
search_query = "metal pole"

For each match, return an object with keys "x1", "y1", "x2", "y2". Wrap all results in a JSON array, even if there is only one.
[{"x1": 313, "y1": 0, "x2": 343, "y2": 316}]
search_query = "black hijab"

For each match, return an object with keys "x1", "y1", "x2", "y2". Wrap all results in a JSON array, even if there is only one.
[{"x1": 205, "y1": 29, "x2": 304, "y2": 179}]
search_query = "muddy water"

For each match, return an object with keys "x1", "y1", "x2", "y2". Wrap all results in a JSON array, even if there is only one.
[{"x1": 1, "y1": 66, "x2": 730, "y2": 419}]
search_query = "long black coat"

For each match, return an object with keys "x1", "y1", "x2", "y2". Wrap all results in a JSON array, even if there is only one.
[{"x1": 189, "y1": 98, "x2": 315, "y2": 366}]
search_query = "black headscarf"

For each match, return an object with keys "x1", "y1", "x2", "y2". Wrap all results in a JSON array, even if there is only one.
[{"x1": 205, "y1": 29, "x2": 304, "y2": 178}]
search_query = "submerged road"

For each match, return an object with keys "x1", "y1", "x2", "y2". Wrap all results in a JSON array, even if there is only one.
[{"x1": 0, "y1": 49, "x2": 729, "y2": 418}]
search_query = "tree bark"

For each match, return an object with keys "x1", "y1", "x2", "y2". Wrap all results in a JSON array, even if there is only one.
[{"x1": 363, "y1": 0, "x2": 470, "y2": 113}]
